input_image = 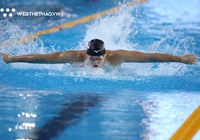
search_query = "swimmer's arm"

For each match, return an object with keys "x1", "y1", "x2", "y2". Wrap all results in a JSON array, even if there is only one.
[
  {"x1": 119, "y1": 50, "x2": 198, "y2": 64},
  {"x1": 0, "y1": 51, "x2": 84, "y2": 64}
]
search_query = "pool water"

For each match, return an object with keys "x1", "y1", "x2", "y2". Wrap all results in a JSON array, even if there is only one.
[{"x1": 0, "y1": 0, "x2": 200, "y2": 140}]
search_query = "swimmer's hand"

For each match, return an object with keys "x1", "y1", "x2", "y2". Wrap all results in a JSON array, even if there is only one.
[
  {"x1": 181, "y1": 54, "x2": 198, "y2": 64},
  {"x1": 0, "y1": 52, "x2": 13, "y2": 63}
]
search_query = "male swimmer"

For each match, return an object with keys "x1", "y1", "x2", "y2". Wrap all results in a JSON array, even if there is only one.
[{"x1": 0, "y1": 39, "x2": 198, "y2": 68}]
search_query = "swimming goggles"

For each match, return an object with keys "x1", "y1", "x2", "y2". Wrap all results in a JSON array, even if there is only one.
[{"x1": 88, "y1": 55, "x2": 104, "y2": 61}]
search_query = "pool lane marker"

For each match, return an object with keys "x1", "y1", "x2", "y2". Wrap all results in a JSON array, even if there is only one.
[
  {"x1": 32, "y1": 94, "x2": 102, "y2": 140},
  {"x1": 170, "y1": 105, "x2": 200, "y2": 140},
  {"x1": 1, "y1": 0, "x2": 148, "y2": 45}
]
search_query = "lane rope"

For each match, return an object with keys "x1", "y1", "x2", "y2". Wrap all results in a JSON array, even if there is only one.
[
  {"x1": 170, "y1": 105, "x2": 200, "y2": 140},
  {"x1": 1, "y1": 0, "x2": 148, "y2": 45}
]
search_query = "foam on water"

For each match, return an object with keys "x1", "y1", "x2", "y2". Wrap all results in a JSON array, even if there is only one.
[{"x1": 140, "y1": 91, "x2": 200, "y2": 139}]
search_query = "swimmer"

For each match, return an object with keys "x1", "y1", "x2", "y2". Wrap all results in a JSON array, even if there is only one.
[{"x1": 0, "y1": 39, "x2": 198, "y2": 68}]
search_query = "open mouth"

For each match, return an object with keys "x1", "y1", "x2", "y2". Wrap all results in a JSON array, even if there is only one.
[{"x1": 93, "y1": 64, "x2": 99, "y2": 67}]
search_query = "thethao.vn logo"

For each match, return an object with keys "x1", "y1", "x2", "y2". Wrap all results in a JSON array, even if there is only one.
[
  {"x1": 0, "y1": 5, "x2": 61, "y2": 20},
  {"x1": 0, "y1": 8, "x2": 16, "y2": 17}
]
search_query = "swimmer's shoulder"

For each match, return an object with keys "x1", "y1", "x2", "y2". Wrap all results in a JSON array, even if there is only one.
[
  {"x1": 105, "y1": 50, "x2": 124, "y2": 66},
  {"x1": 62, "y1": 50, "x2": 87, "y2": 62},
  {"x1": 105, "y1": 49, "x2": 126, "y2": 58},
  {"x1": 75, "y1": 50, "x2": 87, "y2": 61}
]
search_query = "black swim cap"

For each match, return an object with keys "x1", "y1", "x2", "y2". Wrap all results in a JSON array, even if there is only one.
[{"x1": 87, "y1": 39, "x2": 106, "y2": 56}]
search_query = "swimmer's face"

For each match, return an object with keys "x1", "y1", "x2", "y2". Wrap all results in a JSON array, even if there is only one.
[{"x1": 87, "y1": 55, "x2": 105, "y2": 67}]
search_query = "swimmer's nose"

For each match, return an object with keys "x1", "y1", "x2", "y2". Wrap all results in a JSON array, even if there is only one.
[
  {"x1": 92, "y1": 60, "x2": 98, "y2": 64},
  {"x1": 92, "y1": 62, "x2": 99, "y2": 67}
]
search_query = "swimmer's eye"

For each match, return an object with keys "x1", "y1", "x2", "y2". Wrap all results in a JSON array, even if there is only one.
[{"x1": 88, "y1": 55, "x2": 104, "y2": 61}]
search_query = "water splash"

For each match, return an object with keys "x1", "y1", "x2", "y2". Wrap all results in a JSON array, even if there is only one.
[
  {"x1": 78, "y1": 3, "x2": 137, "y2": 51},
  {"x1": 0, "y1": 20, "x2": 44, "y2": 55},
  {"x1": 76, "y1": 3, "x2": 197, "y2": 78},
  {"x1": 0, "y1": 2, "x2": 198, "y2": 80}
]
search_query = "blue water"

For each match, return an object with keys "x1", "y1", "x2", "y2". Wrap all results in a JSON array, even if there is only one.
[{"x1": 0, "y1": 0, "x2": 200, "y2": 140}]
